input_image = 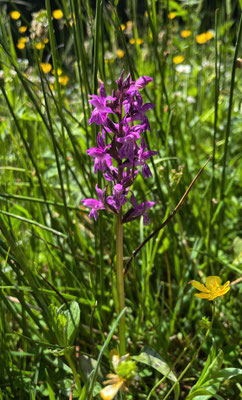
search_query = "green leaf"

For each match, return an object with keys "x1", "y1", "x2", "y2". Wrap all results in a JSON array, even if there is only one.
[
  {"x1": 132, "y1": 346, "x2": 177, "y2": 382},
  {"x1": 205, "y1": 367, "x2": 242, "y2": 386},
  {"x1": 49, "y1": 301, "x2": 80, "y2": 347}
]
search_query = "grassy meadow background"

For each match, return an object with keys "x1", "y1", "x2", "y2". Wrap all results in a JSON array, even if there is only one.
[{"x1": 0, "y1": 0, "x2": 242, "y2": 398}]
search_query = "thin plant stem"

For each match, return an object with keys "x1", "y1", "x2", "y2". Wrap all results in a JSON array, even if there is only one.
[
  {"x1": 116, "y1": 211, "x2": 126, "y2": 356},
  {"x1": 207, "y1": 8, "x2": 220, "y2": 272},
  {"x1": 216, "y1": 14, "x2": 242, "y2": 254},
  {"x1": 162, "y1": 304, "x2": 216, "y2": 400},
  {"x1": 147, "y1": 332, "x2": 199, "y2": 400}
]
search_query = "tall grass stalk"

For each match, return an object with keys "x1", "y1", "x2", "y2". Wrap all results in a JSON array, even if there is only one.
[{"x1": 216, "y1": 13, "x2": 242, "y2": 253}]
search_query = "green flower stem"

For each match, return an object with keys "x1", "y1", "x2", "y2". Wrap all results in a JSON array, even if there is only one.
[
  {"x1": 65, "y1": 351, "x2": 82, "y2": 393},
  {"x1": 116, "y1": 211, "x2": 126, "y2": 356}
]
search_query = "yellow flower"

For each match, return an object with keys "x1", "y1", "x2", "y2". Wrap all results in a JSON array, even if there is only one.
[
  {"x1": 17, "y1": 40, "x2": 25, "y2": 50},
  {"x1": 44, "y1": 38, "x2": 49, "y2": 43},
  {"x1": 129, "y1": 38, "x2": 135, "y2": 44},
  {"x1": 100, "y1": 350, "x2": 137, "y2": 400},
  {"x1": 205, "y1": 31, "x2": 213, "y2": 40},
  {"x1": 49, "y1": 83, "x2": 54, "y2": 91},
  {"x1": 196, "y1": 33, "x2": 207, "y2": 44},
  {"x1": 10, "y1": 11, "x2": 20, "y2": 20},
  {"x1": 173, "y1": 55, "x2": 184, "y2": 64},
  {"x1": 58, "y1": 75, "x2": 69, "y2": 86},
  {"x1": 19, "y1": 37, "x2": 27, "y2": 43},
  {"x1": 121, "y1": 24, "x2": 126, "y2": 31},
  {"x1": 168, "y1": 12, "x2": 176, "y2": 19},
  {"x1": 190, "y1": 276, "x2": 230, "y2": 301},
  {"x1": 52, "y1": 68, "x2": 63, "y2": 76},
  {"x1": 137, "y1": 38, "x2": 143, "y2": 45},
  {"x1": 116, "y1": 49, "x2": 124, "y2": 58},
  {"x1": 36, "y1": 43, "x2": 45, "y2": 50},
  {"x1": 181, "y1": 30, "x2": 191, "y2": 38},
  {"x1": 100, "y1": 376, "x2": 125, "y2": 400},
  {"x1": 40, "y1": 63, "x2": 52, "y2": 74},
  {"x1": 52, "y1": 9, "x2": 63, "y2": 19},
  {"x1": 19, "y1": 26, "x2": 27, "y2": 33}
]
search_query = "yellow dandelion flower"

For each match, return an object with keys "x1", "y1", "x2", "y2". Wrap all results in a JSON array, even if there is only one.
[
  {"x1": 19, "y1": 37, "x2": 27, "y2": 43},
  {"x1": 52, "y1": 68, "x2": 62, "y2": 76},
  {"x1": 205, "y1": 31, "x2": 213, "y2": 40},
  {"x1": 19, "y1": 26, "x2": 27, "y2": 33},
  {"x1": 40, "y1": 63, "x2": 52, "y2": 74},
  {"x1": 36, "y1": 42, "x2": 45, "y2": 50},
  {"x1": 52, "y1": 9, "x2": 63, "y2": 19},
  {"x1": 190, "y1": 276, "x2": 230, "y2": 301},
  {"x1": 173, "y1": 55, "x2": 184, "y2": 64},
  {"x1": 121, "y1": 24, "x2": 126, "y2": 31},
  {"x1": 10, "y1": 11, "x2": 21, "y2": 20},
  {"x1": 181, "y1": 30, "x2": 191, "y2": 38},
  {"x1": 58, "y1": 75, "x2": 69, "y2": 86},
  {"x1": 129, "y1": 38, "x2": 135, "y2": 45},
  {"x1": 44, "y1": 38, "x2": 49, "y2": 43},
  {"x1": 116, "y1": 49, "x2": 124, "y2": 58},
  {"x1": 137, "y1": 38, "x2": 143, "y2": 45},
  {"x1": 196, "y1": 33, "x2": 207, "y2": 44},
  {"x1": 168, "y1": 12, "x2": 176, "y2": 19},
  {"x1": 17, "y1": 41, "x2": 25, "y2": 50}
]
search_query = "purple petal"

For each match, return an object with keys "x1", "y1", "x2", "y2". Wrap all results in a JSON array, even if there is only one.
[
  {"x1": 97, "y1": 132, "x2": 105, "y2": 150},
  {"x1": 142, "y1": 163, "x2": 152, "y2": 178}
]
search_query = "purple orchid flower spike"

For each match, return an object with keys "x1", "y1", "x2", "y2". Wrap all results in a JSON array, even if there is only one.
[
  {"x1": 137, "y1": 138, "x2": 157, "y2": 177},
  {"x1": 127, "y1": 76, "x2": 153, "y2": 93},
  {"x1": 81, "y1": 185, "x2": 106, "y2": 221},
  {"x1": 116, "y1": 121, "x2": 144, "y2": 161},
  {"x1": 89, "y1": 83, "x2": 116, "y2": 125},
  {"x1": 86, "y1": 132, "x2": 112, "y2": 173},
  {"x1": 121, "y1": 138, "x2": 157, "y2": 178},
  {"x1": 113, "y1": 183, "x2": 129, "y2": 211},
  {"x1": 82, "y1": 72, "x2": 157, "y2": 225},
  {"x1": 123, "y1": 192, "x2": 155, "y2": 225}
]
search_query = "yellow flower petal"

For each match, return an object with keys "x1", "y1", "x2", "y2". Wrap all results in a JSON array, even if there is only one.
[
  {"x1": 52, "y1": 9, "x2": 63, "y2": 19},
  {"x1": 19, "y1": 26, "x2": 27, "y2": 33},
  {"x1": 181, "y1": 30, "x2": 191, "y2": 38},
  {"x1": 121, "y1": 24, "x2": 126, "y2": 31},
  {"x1": 173, "y1": 55, "x2": 184, "y2": 64},
  {"x1": 58, "y1": 75, "x2": 69, "y2": 86},
  {"x1": 205, "y1": 32, "x2": 213, "y2": 40},
  {"x1": 100, "y1": 380, "x2": 124, "y2": 400},
  {"x1": 196, "y1": 33, "x2": 207, "y2": 44},
  {"x1": 191, "y1": 280, "x2": 210, "y2": 292},
  {"x1": 40, "y1": 63, "x2": 52, "y2": 74},
  {"x1": 195, "y1": 292, "x2": 211, "y2": 299},
  {"x1": 17, "y1": 41, "x2": 25, "y2": 49},
  {"x1": 110, "y1": 349, "x2": 120, "y2": 372},
  {"x1": 129, "y1": 38, "x2": 135, "y2": 45},
  {"x1": 10, "y1": 11, "x2": 20, "y2": 20},
  {"x1": 168, "y1": 12, "x2": 176, "y2": 19},
  {"x1": 36, "y1": 43, "x2": 45, "y2": 50},
  {"x1": 206, "y1": 276, "x2": 221, "y2": 291},
  {"x1": 116, "y1": 49, "x2": 124, "y2": 58}
]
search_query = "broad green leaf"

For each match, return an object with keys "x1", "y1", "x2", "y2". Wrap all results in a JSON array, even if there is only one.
[
  {"x1": 132, "y1": 346, "x2": 177, "y2": 382},
  {"x1": 132, "y1": 346, "x2": 180, "y2": 400}
]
